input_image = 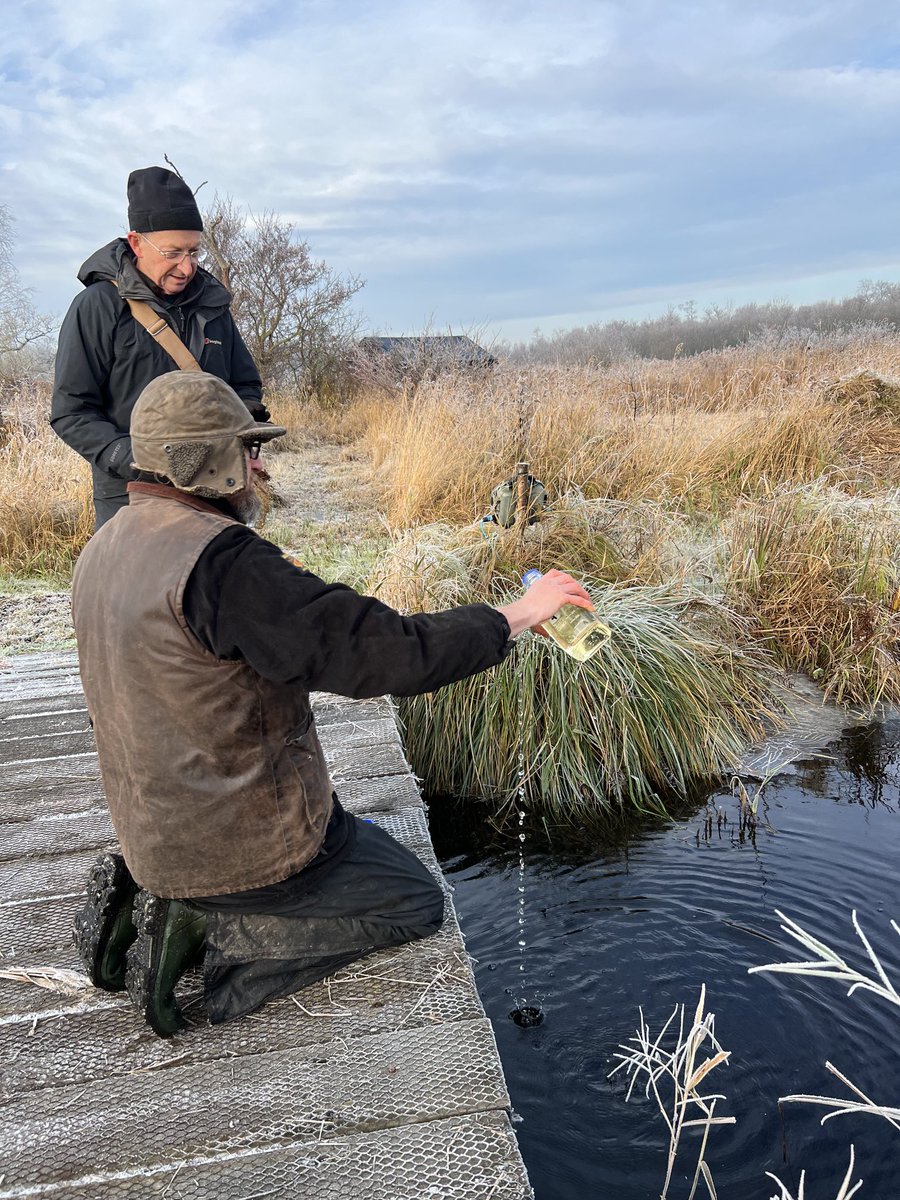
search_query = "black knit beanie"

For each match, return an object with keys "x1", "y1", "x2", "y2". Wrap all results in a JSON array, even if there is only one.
[{"x1": 127, "y1": 167, "x2": 203, "y2": 233}]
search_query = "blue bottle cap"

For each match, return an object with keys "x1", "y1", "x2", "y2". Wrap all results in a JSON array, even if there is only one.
[{"x1": 521, "y1": 569, "x2": 542, "y2": 587}]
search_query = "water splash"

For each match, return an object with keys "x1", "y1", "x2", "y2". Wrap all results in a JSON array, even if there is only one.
[{"x1": 510, "y1": 1004, "x2": 545, "y2": 1028}]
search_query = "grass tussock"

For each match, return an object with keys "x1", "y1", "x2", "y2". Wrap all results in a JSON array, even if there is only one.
[
  {"x1": 822, "y1": 368, "x2": 900, "y2": 420},
  {"x1": 372, "y1": 522, "x2": 783, "y2": 820},
  {"x1": 371, "y1": 494, "x2": 721, "y2": 611},
  {"x1": 400, "y1": 592, "x2": 780, "y2": 820},
  {"x1": 371, "y1": 510, "x2": 622, "y2": 614}
]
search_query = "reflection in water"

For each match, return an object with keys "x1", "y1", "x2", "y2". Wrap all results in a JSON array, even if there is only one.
[
  {"x1": 429, "y1": 716, "x2": 900, "y2": 1200},
  {"x1": 840, "y1": 718, "x2": 900, "y2": 808}
]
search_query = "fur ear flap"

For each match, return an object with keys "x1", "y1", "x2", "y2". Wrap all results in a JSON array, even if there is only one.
[{"x1": 163, "y1": 442, "x2": 213, "y2": 487}]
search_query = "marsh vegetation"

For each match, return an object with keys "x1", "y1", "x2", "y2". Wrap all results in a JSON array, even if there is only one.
[
  {"x1": 357, "y1": 339, "x2": 899, "y2": 819},
  {"x1": 2, "y1": 337, "x2": 897, "y2": 817},
  {"x1": 2, "y1": 331, "x2": 898, "y2": 1196}
]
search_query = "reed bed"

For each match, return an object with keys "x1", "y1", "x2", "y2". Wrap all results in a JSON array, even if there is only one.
[
  {"x1": 725, "y1": 483, "x2": 900, "y2": 704},
  {"x1": 1, "y1": 341, "x2": 897, "y2": 729},
  {"x1": 0, "y1": 382, "x2": 366, "y2": 580},
  {"x1": 358, "y1": 343, "x2": 900, "y2": 527},
  {"x1": 264, "y1": 385, "x2": 390, "y2": 451},
  {"x1": 361, "y1": 336, "x2": 900, "y2": 813},
  {"x1": 356, "y1": 340, "x2": 899, "y2": 725},
  {"x1": 0, "y1": 383, "x2": 92, "y2": 579}
]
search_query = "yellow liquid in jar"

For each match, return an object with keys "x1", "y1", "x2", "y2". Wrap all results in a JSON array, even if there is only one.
[{"x1": 542, "y1": 604, "x2": 611, "y2": 662}]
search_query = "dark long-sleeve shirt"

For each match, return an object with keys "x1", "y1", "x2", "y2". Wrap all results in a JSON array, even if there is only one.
[{"x1": 182, "y1": 524, "x2": 513, "y2": 699}]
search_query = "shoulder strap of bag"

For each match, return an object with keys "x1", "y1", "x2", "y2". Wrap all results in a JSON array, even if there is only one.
[
  {"x1": 109, "y1": 282, "x2": 202, "y2": 372},
  {"x1": 124, "y1": 297, "x2": 202, "y2": 372}
]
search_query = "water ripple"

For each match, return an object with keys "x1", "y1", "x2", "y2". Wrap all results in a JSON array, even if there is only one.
[{"x1": 436, "y1": 720, "x2": 900, "y2": 1199}]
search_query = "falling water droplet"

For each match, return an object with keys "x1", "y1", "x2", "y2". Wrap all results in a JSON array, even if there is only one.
[{"x1": 516, "y1": 667, "x2": 528, "y2": 989}]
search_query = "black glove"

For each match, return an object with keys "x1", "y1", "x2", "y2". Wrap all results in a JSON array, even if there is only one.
[
  {"x1": 248, "y1": 401, "x2": 272, "y2": 423},
  {"x1": 104, "y1": 435, "x2": 137, "y2": 480}
]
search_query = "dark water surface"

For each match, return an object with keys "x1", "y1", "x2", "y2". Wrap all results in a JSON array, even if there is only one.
[{"x1": 429, "y1": 716, "x2": 900, "y2": 1200}]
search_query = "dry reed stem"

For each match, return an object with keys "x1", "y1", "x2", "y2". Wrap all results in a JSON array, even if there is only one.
[
  {"x1": 781, "y1": 1060, "x2": 900, "y2": 1134},
  {"x1": 0, "y1": 966, "x2": 93, "y2": 994},
  {"x1": 766, "y1": 1146, "x2": 863, "y2": 1200},
  {"x1": 610, "y1": 985, "x2": 735, "y2": 1200},
  {"x1": 749, "y1": 908, "x2": 900, "y2": 1011},
  {"x1": 752, "y1": 905, "x2": 900, "y2": 1176}
]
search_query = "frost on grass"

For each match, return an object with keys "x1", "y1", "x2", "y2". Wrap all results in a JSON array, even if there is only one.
[{"x1": 751, "y1": 909, "x2": 900, "y2": 1135}]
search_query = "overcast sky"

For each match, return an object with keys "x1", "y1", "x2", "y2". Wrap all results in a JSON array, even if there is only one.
[{"x1": 3, "y1": 0, "x2": 899, "y2": 341}]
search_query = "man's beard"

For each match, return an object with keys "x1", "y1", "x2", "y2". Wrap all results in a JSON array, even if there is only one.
[{"x1": 229, "y1": 473, "x2": 264, "y2": 527}]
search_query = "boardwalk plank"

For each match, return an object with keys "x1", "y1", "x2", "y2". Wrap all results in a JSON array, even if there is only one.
[
  {"x1": 0, "y1": 1111, "x2": 529, "y2": 1199},
  {"x1": 0, "y1": 926, "x2": 482, "y2": 1097},
  {"x1": 1, "y1": 1020, "x2": 509, "y2": 1187}
]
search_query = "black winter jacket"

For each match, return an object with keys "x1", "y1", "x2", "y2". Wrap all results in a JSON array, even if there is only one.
[{"x1": 51, "y1": 239, "x2": 263, "y2": 502}]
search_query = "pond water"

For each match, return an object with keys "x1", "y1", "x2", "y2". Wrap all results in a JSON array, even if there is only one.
[{"x1": 429, "y1": 714, "x2": 900, "y2": 1200}]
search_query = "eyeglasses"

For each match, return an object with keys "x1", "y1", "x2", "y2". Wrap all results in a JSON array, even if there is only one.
[
  {"x1": 246, "y1": 439, "x2": 263, "y2": 460},
  {"x1": 139, "y1": 233, "x2": 202, "y2": 264}
]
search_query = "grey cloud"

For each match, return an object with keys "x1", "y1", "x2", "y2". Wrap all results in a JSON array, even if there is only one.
[{"x1": 4, "y1": 0, "x2": 900, "y2": 334}]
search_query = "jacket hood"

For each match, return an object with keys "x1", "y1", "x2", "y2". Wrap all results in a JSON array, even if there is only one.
[{"x1": 77, "y1": 238, "x2": 232, "y2": 310}]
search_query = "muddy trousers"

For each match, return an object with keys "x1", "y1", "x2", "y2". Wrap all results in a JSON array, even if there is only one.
[{"x1": 192, "y1": 815, "x2": 445, "y2": 1024}]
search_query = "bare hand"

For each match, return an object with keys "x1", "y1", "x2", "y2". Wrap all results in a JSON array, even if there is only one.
[{"x1": 497, "y1": 569, "x2": 595, "y2": 639}]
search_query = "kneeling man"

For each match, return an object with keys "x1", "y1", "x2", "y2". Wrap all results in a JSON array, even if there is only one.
[{"x1": 71, "y1": 371, "x2": 593, "y2": 1035}]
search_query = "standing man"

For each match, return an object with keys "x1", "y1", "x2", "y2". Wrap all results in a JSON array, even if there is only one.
[
  {"x1": 71, "y1": 370, "x2": 595, "y2": 1036},
  {"x1": 51, "y1": 166, "x2": 265, "y2": 528}
]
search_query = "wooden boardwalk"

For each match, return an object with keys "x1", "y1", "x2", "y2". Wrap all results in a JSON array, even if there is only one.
[{"x1": 0, "y1": 651, "x2": 532, "y2": 1199}]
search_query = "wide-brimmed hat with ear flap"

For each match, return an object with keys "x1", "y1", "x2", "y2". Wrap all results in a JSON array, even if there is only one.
[{"x1": 130, "y1": 372, "x2": 285, "y2": 497}]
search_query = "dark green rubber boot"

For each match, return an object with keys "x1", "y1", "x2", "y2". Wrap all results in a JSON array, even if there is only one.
[
  {"x1": 125, "y1": 892, "x2": 207, "y2": 1037},
  {"x1": 72, "y1": 852, "x2": 139, "y2": 991}
]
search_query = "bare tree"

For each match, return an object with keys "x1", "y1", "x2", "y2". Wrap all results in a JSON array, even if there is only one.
[
  {"x1": 0, "y1": 205, "x2": 54, "y2": 374},
  {"x1": 202, "y1": 195, "x2": 364, "y2": 398}
]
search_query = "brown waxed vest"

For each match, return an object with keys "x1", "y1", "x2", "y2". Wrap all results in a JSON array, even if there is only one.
[{"x1": 71, "y1": 486, "x2": 333, "y2": 898}]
